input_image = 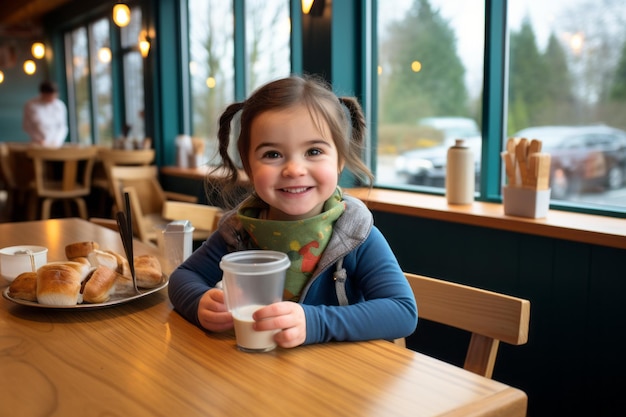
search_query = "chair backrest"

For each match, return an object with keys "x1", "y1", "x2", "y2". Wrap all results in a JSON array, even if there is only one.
[
  {"x1": 109, "y1": 165, "x2": 167, "y2": 242},
  {"x1": 0, "y1": 142, "x2": 15, "y2": 189},
  {"x1": 27, "y1": 146, "x2": 99, "y2": 197},
  {"x1": 399, "y1": 272, "x2": 530, "y2": 379},
  {"x1": 162, "y1": 201, "x2": 223, "y2": 232},
  {"x1": 98, "y1": 148, "x2": 155, "y2": 172}
]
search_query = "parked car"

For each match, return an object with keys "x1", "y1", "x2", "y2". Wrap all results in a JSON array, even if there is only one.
[
  {"x1": 512, "y1": 125, "x2": 626, "y2": 199},
  {"x1": 395, "y1": 117, "x2": 482, "y2": 187}
]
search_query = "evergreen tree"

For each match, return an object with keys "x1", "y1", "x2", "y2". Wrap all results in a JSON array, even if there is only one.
[
  {"x1": 379, "y1": 0, "x2": 468, "y2": 123},
  {"x1": 609, "y1": 40, "x2": 626, "y2": 100},
  {"x1": 539, "y1": 32, "x2": 577, "y2": 124},
  {"x1": 543, "y1": 33, "x2": 574, "y2": 104},
  {"x1": 508, "y1": 17, "x2": 548, "y2": 133}
]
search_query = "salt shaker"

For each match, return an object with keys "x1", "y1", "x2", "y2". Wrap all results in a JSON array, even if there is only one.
[{"x1": 445, "y1": 139, "x2": 474, "y2": 204}]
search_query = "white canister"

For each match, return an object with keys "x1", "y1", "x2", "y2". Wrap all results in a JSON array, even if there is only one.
[
  {"x1": 445, "y1": 139, "x2": 475, "y2": 204},
  {"x1": 156, "y1": 220, "x2": 194, "y2": 273}
]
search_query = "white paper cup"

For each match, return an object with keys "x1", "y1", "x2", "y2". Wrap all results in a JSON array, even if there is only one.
[
  {"x1": 220, "y1": 250, "x2": 290, "y2": 352},
  {"x1": 0, "y1": 245, "x2": 48, "y2": 283}
]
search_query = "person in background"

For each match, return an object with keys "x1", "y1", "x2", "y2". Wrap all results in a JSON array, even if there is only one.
[
  {"x1": 22, "y1": 81, "x2": 68, "y2": 148},
  {"x1": 168, "y1": 75, "x2": 418, "y2": 348}
]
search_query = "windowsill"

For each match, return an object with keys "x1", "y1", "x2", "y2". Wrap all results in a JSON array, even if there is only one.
[{"x1": 345, "y1": 187, "x2": 626, "y2": 250}]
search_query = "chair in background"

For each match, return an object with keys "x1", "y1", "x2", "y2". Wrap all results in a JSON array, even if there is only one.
[
  {"x1": 1, "y1": 142, "x2": 36, "y2": 221},
  {"x1": 0, "y1": 143, "x2": 16, "y2": 220},
  {"x1": 162, "y1": 200, "x2": 223, "y2": 233},
  {"x1": 27, "y1": 146, "x2": 99, "y2": 220},
  {"x1": 109, "y1": 165, "x2": 220, "y2": 244},
  {"x1": 91, "y1": 148, "x2": 156, "y2": 216},
  {"x1": 396, "y1": 272, "x2": 530, "y2": 379}
]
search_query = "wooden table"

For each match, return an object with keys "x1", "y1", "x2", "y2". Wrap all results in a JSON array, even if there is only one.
[{"x1": 0, "y1": 219, "x2": 527, "y2": 417}]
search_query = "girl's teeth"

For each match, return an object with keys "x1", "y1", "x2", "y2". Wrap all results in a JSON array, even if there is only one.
[{"x1": 284, "y1": 187, "x2": 307, "y2": 193}]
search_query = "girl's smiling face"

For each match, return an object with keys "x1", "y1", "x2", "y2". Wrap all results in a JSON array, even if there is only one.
[{"x1": 248, "y1": 105, "x2": 342, "y2": 221}]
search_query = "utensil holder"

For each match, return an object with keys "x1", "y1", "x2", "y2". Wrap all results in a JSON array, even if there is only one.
[{"x1": 502, "y1": 186, "x2": 551, "y2": 219}]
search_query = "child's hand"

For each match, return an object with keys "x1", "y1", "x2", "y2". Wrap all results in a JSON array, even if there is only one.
[
  {"x1": 197, "y1": 288, "x2": 233, "y2": 332},
  {"x1": 252, "y1": 302, "x2": 306, "y2": 348}
]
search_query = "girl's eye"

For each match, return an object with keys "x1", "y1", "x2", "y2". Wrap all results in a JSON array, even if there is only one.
[
  {"x1": 306, "y1": 148, "x2": 323, "y2": 157},
  {"x1": 262, "y1": 151, "x2": 281, "y2": 159}
]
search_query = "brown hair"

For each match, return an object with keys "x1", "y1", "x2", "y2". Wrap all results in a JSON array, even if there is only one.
[
  {"x1": 39, "y1": 81, "x2": 58, "y2": 94},
  {"x1": 208, "y1": 75, "x2": 373, "y2": 209}
]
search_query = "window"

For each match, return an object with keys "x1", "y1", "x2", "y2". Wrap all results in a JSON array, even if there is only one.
[
  {"x1": 375, "y1": 0, "x2": 485, "y2": 192},
  {"x1": 188, "y1": 0, "x2": 235, "y2": 162},
  {"x1": 91, "y1": 18, "x2": 113, "y2": 146},
  {"x1": 374, "y1": 0, "x2": 626, "y2": 213},
  {"x1": 187, "y1": 0, "x2": 291, "y2": 164},
  {"x1": 63, "y1": 8, "x2": 144, "y2": 148},
  {"x1": 65, "y1": 18, "x2": 113, "y2": 146},
  {"x1": 507, "y1": 0, "x2": 626, "y2": 210},
  {"x1": 66, "y1": 26, "x2": 92, "y2": 145},
  {"x1": 120, "y1": 7, "x2": 145, "y2": 143},
  {"x1": 244, "y1": 0, "x2": 291, "y2": 92}
]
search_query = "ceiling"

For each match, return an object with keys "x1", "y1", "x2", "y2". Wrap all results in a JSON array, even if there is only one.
[{"x1": 0, "y1": 0, "x2": 73, "y2": 37}]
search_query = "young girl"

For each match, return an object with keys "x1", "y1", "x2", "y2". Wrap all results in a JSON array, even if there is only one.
[{"x1": 168, "y1": 75, "x2": 417, "y2": 348}]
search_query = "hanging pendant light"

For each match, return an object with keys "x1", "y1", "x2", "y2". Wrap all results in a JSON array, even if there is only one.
[
  {"x1": 31, "y1": 42, "x2": 45, "y2": 59},
  {"x1": 139, "y1": 39, "x2": 150, "y2": 58},
  {"x1": 24, "y1": 60, "x2": 36, "y2": 75},
  {"x1": 302, "y1": 0, "x2": 314, "y2": 14},
  {"x1": 113, "y1": 3, "x2": 131, "y2": 27}
]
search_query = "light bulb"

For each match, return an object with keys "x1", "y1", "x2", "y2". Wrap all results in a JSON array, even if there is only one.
[
  {"x1": 98, "y1": 47, "x2": 112, "y2": 63},
  {"x1": 139, "y1": 39, "x2": 150, "y2": 58},
  {"x1": 0, "y1": 70, "x2": 4, "y2": 83},
  {"x1": 32, "y1": 42, "x2": 45, "y2": 59},
  {"x1": 113, "y1": 3, "x2": 131, "y2": 27},
  {"x1": 302, "y1": 0, "x2": 314, "y2": 14},
  {"x1": 24, "y1": 60, "x2": 36, "y2": 75}
]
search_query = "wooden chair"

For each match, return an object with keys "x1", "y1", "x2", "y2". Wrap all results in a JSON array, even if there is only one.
[
  {"x1": 91, "y1": 148, "x2": 156, "y2": 215},
  {"x1": 1, "y1": 143, "x2": 36, "y2": 220},
  {"x1": 27, "y1": 146, "x2": 99, "y2": 220},
  {"x1": 162, "y1": 200, "x2": 223, "y2": 232},
  {"x1": 396, "y1": 273, "x2": 530, "y2": 379},
  {"x1": 109, "y1": 165, "x2": 218, "y2": 244},
  {"x1": 0, "y1": 142, "x2": 16, "y2": 219}
]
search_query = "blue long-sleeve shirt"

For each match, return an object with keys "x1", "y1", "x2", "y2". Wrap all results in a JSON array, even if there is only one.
[{"x1": 168, "y1": 194, "x2": 417, "y2": 345}]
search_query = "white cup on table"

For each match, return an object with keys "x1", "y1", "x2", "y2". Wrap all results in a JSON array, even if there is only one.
[
  {"x1": 0, "y1": 245, "x2": 48, "y2": 284},
  {"x1": 219, "y1": 250, "x2": 290, "y2": 353}
]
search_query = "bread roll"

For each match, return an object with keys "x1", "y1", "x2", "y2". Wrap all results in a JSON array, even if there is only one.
[
  {"x1": 83, "y1": 265, "x2": 119, "y2": 303},
  {"x1": 65, "y1": 241, "x2": 100, "y2": 260},
  {"x1": 104, "y1": 250, "x2": 131, "y2": 276},
  {"x1": 87, "y1": 250, "x2": 118, "y2": 270},
  {"x1": 72, "y1": 256, "x2": 91, "y2": 266},
  {"x1": 8, "y1": 272, "x2": 38, "y2": 302},
  {"x1": 44, "y1": 261, "x2": 92, "y2": 281},
  {"x1": 37, "y1": 263, "x2": 88, "y2": 306},
  {"x1": 134, "y1": 254, "x2": 163, "y2": 288}
]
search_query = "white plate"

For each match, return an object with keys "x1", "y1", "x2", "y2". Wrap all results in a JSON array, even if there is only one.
[{"x1": 2, "y1": 275, "x2": 168, "y2": 309}]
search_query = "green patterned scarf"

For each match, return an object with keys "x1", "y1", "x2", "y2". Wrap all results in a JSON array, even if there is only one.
[{"x1": 238, "y1": 188, "x2": 346, "y2": 301}]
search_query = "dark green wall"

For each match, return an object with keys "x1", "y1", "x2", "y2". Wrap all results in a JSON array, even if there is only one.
[
  {"x1": 372, "y1": 210, "x2": 625, "y2": 417},
  {"x1": 0, "y1": 41, "x2": 47, "y2": 143}
]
